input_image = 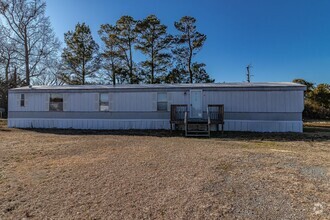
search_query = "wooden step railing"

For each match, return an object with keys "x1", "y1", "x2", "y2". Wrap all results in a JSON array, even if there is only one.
[{"x1": 170, "y1": 104, "x2": 225, "y2": 136}]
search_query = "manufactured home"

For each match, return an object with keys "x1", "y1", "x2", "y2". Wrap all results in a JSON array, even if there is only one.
[{"x1": 8, "y1": 82, "x2": 306, "y2": 134}]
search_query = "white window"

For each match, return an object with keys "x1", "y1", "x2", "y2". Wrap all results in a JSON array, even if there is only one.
[
  {"x1": 49, "y1": 94, "x2": 63, "y2": 111},
  {"x1": 20, "y1": 94, "x2": 25, "y2": 107},
  {"x1": 157, "y1": 92, "x2": 167, "y2": 111},
  {"x1": 100, "y1": 93, "x2": 109, "y2": 111}
]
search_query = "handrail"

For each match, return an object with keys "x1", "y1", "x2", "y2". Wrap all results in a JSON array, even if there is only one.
[
  {"x1": 184, "y1": 111, "x2": 188, "y2": 136},
  {"x1": 207, "y1": 108, "x2": 211, "y2": 137},
  {"x1": 207, "y1": 104, "x2": 224, "y2": 123},
  {"x1": 184, "y1": 111, "x2": 188, "y2": 124},
  {"x1": 171, "y1": 104, "x2": 188, "y2": 122}
]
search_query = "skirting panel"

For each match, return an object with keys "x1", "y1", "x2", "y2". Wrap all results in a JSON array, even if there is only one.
[
  {"x1": 223, "y1": 120, "x2": 303, "y2": 132},
  {"x1": 8, "y1": 119, "x2": 171, "y2": 130},
  {"x1": 8, "y1": 119, "x2": 303, "y2": 132}
]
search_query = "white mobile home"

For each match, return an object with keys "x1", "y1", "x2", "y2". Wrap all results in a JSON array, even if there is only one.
[{"x1": 8, "y1": 82, "x2": 306, "y2": 133}]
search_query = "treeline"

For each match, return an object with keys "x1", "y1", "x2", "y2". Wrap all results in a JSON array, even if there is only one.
[
  {"x1": 293, "y1": 79, "x2": 330, "y2": 119},
  {"x1": 60, "y1": 16, "x2": 213, "y2": 85},
  {"x1": 0, "y1": 0, "x2": 213, "y2": 88}
]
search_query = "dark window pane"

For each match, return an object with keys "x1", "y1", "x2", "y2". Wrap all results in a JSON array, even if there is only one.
[
  {"x1": 49, "y1": 102, "x2": 63, "y2": 111},
  {"x1": 20, "y1": 94, "x2": 25, "y2": 107},
  {"x1": 157, "y1": 102, "x2": 167, "y2": 111},
  {"x1": 50, "y1": 94, "x2": 63, "y2": 102},
  {"x1": 49, "y1": 94, "x2": 63, "y2": 111}
]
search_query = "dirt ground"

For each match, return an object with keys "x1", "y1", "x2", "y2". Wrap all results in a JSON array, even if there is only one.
[{"x1": 0, "y1": 120, "x2": 329, "y2": 219}]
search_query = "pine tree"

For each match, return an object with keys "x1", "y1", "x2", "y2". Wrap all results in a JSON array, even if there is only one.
[
  {"x1": 164, "y1": 66, "x2": 187, "y2": 83},
  {"x1": 191, "y1": 62, "x2": 214, "y2": 83},
  {"x1": 135, "y1": 15, "x2": 172, "y2": 84},
  {"x1": 61, "y1": 23, "x2": 100, "y2": 85},
  {"x1": 115, "y1": 16, "x2": 138, "y2": 84},
  {"x1": 173, "y1": 16, "x2": 212, "y2": 83},
  {"x1": 99, "y1": 24, "x2": 123, "y2": 85}
]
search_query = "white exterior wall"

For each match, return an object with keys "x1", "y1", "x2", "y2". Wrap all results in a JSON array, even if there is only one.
[
  {"x1": 9, "y1": 90, "x2": 304, "y2": 113},
  {"x1": 202, "y1": 90, "x2": 304, "y2": 112},
  {"x1": 8, "y1": 93, "x2": 49, "y2": 112},
  {"x1": 64, "y1": 93, "x2": 99, "y2": 111},
  {"x1": 112, "y1": 92, "x2": 156, "y2": 111},
  {"x1": 8, "y1": 89, "x2": 305, "y2": 132},
  {"x1": 10, "y1": 92, "x2": 161, "y2": 112}
]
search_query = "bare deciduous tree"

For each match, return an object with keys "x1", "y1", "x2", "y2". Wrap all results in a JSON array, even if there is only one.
[{"x1": 0, "y1": 0, "x2": 60, "y2": 86}]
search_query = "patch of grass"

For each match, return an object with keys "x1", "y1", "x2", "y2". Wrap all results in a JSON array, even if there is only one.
[
  {"x1": 239, "y1": 141, "x2": 280, "y2": 150},
  {"x1": 213, "y1": 163, "x2": 233, "y2": 172},
  {"x1": 303, "y1": 126, "x2": 330, "y2": 133},
  {"x1": 304, "y1": 121, "x2": 330, "y2": 128}
]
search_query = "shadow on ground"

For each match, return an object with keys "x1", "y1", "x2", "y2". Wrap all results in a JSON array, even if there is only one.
[{"x1": 16, "y1": 127, "x2": 330, "y2": 142}]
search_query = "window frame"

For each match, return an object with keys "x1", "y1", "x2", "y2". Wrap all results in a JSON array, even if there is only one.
[
  {"x1": 20, "y1": 94, "x2": 25, "y2": 107},
  {"x1": 49, "y1": 93, "x2": 64, "y2": 112},
  {"x1": 99, "y1": 93, "x2": 109, "y2": 112},
  {"x1": 157, "y1": 92, "x2": 168, "y2": 111}
]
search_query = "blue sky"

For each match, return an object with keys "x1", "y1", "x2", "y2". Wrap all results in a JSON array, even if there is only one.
[{"x1": 45, "y1": 0, "x2": 330, "y2": 84}]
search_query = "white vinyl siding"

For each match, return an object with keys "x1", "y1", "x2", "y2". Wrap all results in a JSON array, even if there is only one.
[
  {"x1": 8, "y1": 90, "x2": 304, "y2": 114},
  {"x1": 63, "y1": 94, "x2": 69, "y2": 111},
  {"x1": 63, "y1": 93, "x2": 99, "y2": 112},
  {"x1": 8, "y1": 90, "x2": 304, "y2": 113},
  {"x1": 112, "y1": 92, "x2": 156, "y2": 112},
  {"x1": 203, "y1": 91, "x2": 304, "y2": 113}
]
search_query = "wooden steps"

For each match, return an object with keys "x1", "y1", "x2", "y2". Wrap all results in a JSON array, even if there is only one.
[
  {"x1": 185, "y1": 121, "x2": 210, "y2": 137},
  {"x1": 170, "y1": 104, "x2": 225, "y2": 138}
]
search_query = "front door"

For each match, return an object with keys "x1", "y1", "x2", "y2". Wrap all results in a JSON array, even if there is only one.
[{"x1": 190, "y1": 90, "x2": 203, "y2": 118}]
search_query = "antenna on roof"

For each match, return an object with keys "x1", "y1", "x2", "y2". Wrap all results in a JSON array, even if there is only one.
[{"x1": 246, "y1": 64, "x2": 253, "y2": 83}]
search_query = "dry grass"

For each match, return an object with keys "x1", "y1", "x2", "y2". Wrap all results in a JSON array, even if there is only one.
[{"x1": 0, "y1": 120, "x2": 329, "y2": 219}]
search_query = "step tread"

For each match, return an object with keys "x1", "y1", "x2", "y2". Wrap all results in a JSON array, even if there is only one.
[{"x1": 186, "y1": 134, "x2": 210, "y2": 137}]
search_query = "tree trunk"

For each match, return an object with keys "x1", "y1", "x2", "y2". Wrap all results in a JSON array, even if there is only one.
[
  {"x1": 151, "y1": 46, "x2": 154, "y2": 84},
  {"x1": 82, "y1": 47, "x2": 85, "y2": 85},
  {"x1": 188, "y1": 56, "x2": 192, "y2": 83},
  {"x1": 5, "y1": 55, "x2": 9, "y2": 83},
  {"x1": 13, "y1": 67, "x2": 17, "y2": 88},
  {"x1": 128, "y1": 38, "x2": 133, "y2": 84},
  {"x1": 111, "y1": 62, "x2": 116, "y2": 86},
  {"x1": 24, "y1": 27, "x2": 30, "y2": 86},
  {"x1": 187, "y1": 29, "x2": 193, "y2": 83},
  {"x1": 82, "y1": 59, "x2": 85, "y2": 85}
]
